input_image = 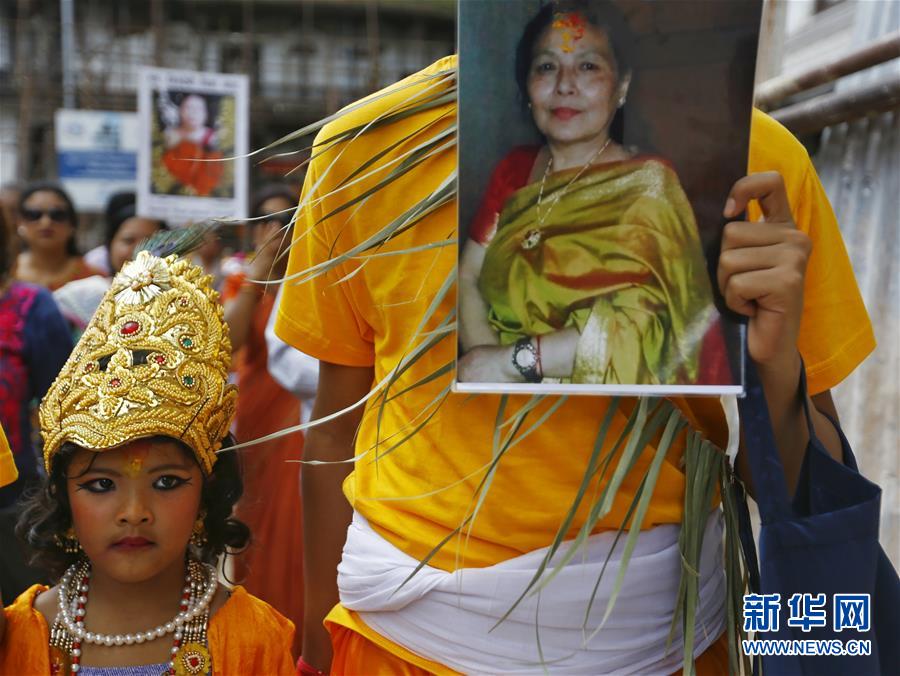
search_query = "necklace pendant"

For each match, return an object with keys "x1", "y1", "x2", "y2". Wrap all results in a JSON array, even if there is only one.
[
  {"x1": 173, "y1": 642, "x2": 211, "y2": 676},
  {"x1": 521, "y1": 228, "x2": 542, "y2": 251},
  {"x1": 49, "y1": 645, "x2": 71, "y2": 675}
]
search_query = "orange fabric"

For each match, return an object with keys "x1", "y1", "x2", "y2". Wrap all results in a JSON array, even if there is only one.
[
  {"x1": 207, "y1": 586, "x2": 296, "y2": 675},
  {"x1": 222, "y1": 273, "x2": 304, "y2": 658},
  {"x1": 162, "y1": 141, "x2": 224, "y2": 196},
  {"x1": 0, "y1": 585, "x2": 50, "y2": 674},
  {"x1": 0, "y1": 584, "x2": 295, "y2": 675},
  {"x1": 329, "y1": 622, "x2": 448, "y2": 676},
  {"x1": 328, "y1": 614, "x2": 729, "y2": 676},
  {"x1": 0, "y1": 423, "x2": 16, "y2": 488},
  {"x1": 326, "y1": 605, "x2": 454, "y2": 675}
]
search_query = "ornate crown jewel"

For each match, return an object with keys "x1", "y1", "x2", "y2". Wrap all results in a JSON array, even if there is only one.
[{"x1": 40, "y1": 251, "x2": 237, "y2": 474}]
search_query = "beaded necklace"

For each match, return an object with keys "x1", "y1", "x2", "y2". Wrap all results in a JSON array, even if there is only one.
[{"x1": 49, "y1": 559, "x2": 216, "y2": 676}]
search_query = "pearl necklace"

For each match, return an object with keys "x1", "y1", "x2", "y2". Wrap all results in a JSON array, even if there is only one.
[{"x1": 52, "y1": 558, "x2": 216, "y2": 674}]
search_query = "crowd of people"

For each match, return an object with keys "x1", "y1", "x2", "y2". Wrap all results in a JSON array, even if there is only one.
[{"x1": 0, "y1": 0, "x2": 891, "y2": 674}]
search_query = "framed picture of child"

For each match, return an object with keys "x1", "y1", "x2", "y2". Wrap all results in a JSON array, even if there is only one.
[
  {"x1": 137, "y1": 67, "x2": 249, "y2": 225},
  {"x1": 456, "y1": 0, "x2": 763, "y2": 396}
]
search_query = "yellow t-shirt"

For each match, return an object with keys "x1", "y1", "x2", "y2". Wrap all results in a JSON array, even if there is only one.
[
  {"x1": 275, "y1": 56, "x2": 874, "y2": 668},
  {"x1": 0, "y1": 423, "x2": 17, "y2": 488}
]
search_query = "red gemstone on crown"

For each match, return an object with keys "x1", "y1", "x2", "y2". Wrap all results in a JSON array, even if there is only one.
[
  {"x1": 120, "y1": 321, "x2": 141, "y2": 336},
  {"x1": 84, "y1": 363, "x2": 95, "y2": 373},
  {"x1": 153, "y1": 354, "x2": 166, "y2": 364},
  {"x1": 109, "y1": 378, "x2": 122, "y2": 388}
]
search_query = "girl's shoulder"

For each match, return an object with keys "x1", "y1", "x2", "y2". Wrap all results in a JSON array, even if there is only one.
[
  {"x1": 209, "y1": 585, "x2": 293, "y2": 634},
  {"x1": 1, "y1": 585, "x2": 52, "y2": 673},
  {"x1": 207, "y1": 586, "x2": 295, "y2": 674}
]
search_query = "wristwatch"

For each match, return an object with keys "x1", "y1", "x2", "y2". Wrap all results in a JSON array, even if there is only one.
[{"x1": 512, "y1": 337, "x2": 541, "y2": 383}]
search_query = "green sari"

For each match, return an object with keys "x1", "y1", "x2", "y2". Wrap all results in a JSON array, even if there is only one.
[{"x1": 478, "y1": 157, "x2": 715, "y2": 385}]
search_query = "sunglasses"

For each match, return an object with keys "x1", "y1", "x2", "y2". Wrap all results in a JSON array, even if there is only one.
[{"x1": 22, "y1": 207, "x2": 70, "y2": 223}]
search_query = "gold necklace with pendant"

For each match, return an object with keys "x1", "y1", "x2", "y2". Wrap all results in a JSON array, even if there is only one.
[{"x1": 522, "y1": 137, "x2": 613, "y2": 251}]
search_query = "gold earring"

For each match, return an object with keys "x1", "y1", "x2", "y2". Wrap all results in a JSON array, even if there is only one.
[
  {"x1": 190, "y1": 514, "x2": 208, "y2": 548},
  {"x1": 56, "y1": 527, "x2": 82, "y2": 554}
]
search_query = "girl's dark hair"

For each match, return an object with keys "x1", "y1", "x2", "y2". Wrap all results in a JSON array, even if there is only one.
[
  {"x1": 103, "y1": 191, "x2": 169, "y2": 248},
  {"x1": 18, "y1": 182, "x2": 80, "y2": 257},
  {"x1": 514, "y1": 0, "x2": 636, "y2": 143},
  {"x1": 250, "y1": 184, "x2": 297, "y2": 220},
  {"x1": 16, "y1": 435, "x2": 249, "y2": 580}
]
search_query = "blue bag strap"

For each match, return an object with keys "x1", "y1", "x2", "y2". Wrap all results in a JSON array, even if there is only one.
[{"x1": 736, "y1": 358, "x2": 797, "y2": 522}]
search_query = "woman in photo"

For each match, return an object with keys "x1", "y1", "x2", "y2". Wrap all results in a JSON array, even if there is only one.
[
  {"x1": 459, "y1": 0, "x2": 722, "y2": 386},
  {"x1": 160, "y1": 93, "x2": 224, "y2": 197}
]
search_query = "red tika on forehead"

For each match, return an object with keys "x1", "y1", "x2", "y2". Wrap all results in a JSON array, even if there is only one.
[
  {"x1": 552, "y1": 12, "x2": 587, "y2": 53},
  {"x1": 122, "y1": 439, "x2": 153, "y2": 478}
]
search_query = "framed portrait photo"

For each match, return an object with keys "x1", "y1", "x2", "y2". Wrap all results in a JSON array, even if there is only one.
[
  {"x1": 456, "y1": 0, "x2": 763, "y2": 396},
  {"x1": 137, "y1": 67, "x2": 249, "y2": 225}
]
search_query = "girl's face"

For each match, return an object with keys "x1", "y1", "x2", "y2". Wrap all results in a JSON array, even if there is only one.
[
  {"x1": 253, "y1": 196, "x2": 295, "y2": 253},
  {"x1": 526, "y1": 18, "x2": 627, "y2": 149},
  {"x1": 19, "y1": 190, "x2": 75, "y2": 254},
  {"x1": 66, "y1": 438, "x2": 203, "y2": 584}
]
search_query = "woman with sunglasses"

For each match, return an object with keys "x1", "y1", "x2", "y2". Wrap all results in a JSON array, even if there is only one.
[
  {"x1": 221, "y1": 183, "x2": 304, "y2": 657},
  {"x1": 14, "y1": 183, "x2": 101, "y2": 291},
  {"x1": 0, "y1": 196, "x2": 72, "y2": 606}
]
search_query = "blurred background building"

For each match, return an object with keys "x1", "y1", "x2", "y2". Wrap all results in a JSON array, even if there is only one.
[{"x1": 0, "y1": 0, "x2": 454, "y2": 197}]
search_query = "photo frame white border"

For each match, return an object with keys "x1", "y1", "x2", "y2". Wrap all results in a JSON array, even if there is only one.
[{"x1": 137, "y1": 66, "x2": 249, "y2": 226}]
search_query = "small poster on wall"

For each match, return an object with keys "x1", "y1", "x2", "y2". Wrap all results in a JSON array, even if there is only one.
[
  {"x1": 137, "y1": 67, "x2": 249, "y2": 225},
  {"x1": 55, "y1": 109, "x2": 138, "y2": 212},
  {"x1": 455, "y1": 0, "x2": 762, "y2": 396}
]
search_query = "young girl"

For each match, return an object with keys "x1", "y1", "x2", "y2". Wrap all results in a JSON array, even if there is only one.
[{"x1": 0, "y1": 244, "x2": 295, "y2": 674}]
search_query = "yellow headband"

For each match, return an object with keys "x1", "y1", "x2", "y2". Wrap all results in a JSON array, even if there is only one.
[{"x1": 40, "y1": 251, "x2": 237, "y2": 474}]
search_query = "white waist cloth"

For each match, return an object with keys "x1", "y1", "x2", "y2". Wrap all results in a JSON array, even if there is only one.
[{"x1": 338, "y1": 510, "x2": 726, "y2": 674}]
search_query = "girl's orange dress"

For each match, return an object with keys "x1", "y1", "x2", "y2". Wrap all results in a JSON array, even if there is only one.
[{"x1": 1, "y1": 584, "x2": 295, "y2": 674}]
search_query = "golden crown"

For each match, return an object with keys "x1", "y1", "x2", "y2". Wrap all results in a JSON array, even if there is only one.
[{"x1": 40, "y1": 251, "x2": 237, "y2": 474}]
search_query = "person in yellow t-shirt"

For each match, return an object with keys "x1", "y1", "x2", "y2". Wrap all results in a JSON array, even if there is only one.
[{"x1": 275, "y1": 57, "x2": 874, "y2": 675}]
